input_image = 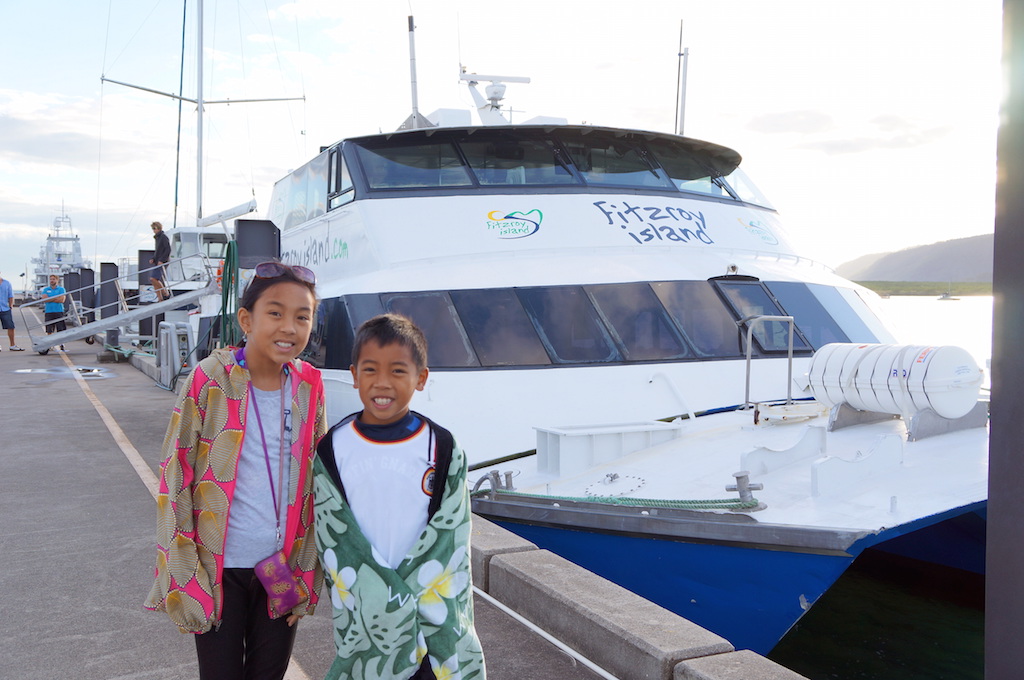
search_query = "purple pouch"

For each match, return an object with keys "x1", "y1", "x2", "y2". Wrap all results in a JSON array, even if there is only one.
[{"x1": 254, "y1": 550, "x2": 306, "y2": 617}]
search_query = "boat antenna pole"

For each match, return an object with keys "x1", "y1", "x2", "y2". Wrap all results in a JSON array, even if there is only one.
[
  {"x1": 397, "y1": 16, "x2": 435, "y2": 130},
  {"x1": 675, "y1": 20, "x2": 689, "y2": 136},
  {"x1": 408, "y1": 16, "x2": 421, "y2": 130}
]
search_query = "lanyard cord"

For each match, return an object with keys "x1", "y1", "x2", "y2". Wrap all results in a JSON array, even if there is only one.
[{"x1": 248, "y1": 372, "x2": 288, "y2": 549}]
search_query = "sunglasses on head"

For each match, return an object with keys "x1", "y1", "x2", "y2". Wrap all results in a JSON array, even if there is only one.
[{"x1": 254, "y1": 261, "x2": 317, "y2": 285}]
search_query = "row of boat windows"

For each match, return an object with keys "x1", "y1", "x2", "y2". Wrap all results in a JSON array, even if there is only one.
[
  {"x1": 304, "y1": 279, "x2": 890, "y2": 370},
  {"x1": 268, "y1": 129, "x2": 774, "y2": 231}
]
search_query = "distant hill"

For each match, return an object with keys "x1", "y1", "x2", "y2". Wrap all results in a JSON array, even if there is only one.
[{"x1": 835, "y1": 234, "x2": 993, "y2": 282}]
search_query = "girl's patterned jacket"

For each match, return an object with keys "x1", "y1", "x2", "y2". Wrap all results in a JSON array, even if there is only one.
[{"x1": 144, "y1": 347, "x2": 327, "y2": 633}]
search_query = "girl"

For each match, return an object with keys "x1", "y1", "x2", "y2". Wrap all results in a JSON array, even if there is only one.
[{"x1": 145, "y1": 261, "x2": 327, "y2": 680}]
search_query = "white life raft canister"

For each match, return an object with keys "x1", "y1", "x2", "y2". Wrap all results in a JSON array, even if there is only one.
[{"x1": 807, "y1": 343, "x2": 983, "y2": 420}]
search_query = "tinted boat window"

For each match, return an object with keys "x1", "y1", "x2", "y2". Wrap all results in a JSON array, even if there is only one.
[
  {"x1": 460, "y1": 133, "x2": 577, "y2": 186},
  {"x1": 645, "y1": 139, "x2": 727, "y2": 198},
  {"x1": 450, "y1": 289, "x2": 551, "y2": 366},
  {"x1": 355, "y1": 142, "x2": 472, "y2": 189},
  {"x1": 283, "y1": 163, "x2": 308, "y2": 228},
  {"x1": 345, "y1": 294, "x2": 385, "y2": 332},
  {"x1": 716, "y1": 281, "x2": 811, "y2": 352},
  {"x1": 845, "y1": 288, "x2": 897, "y2": 344},
  {"x1": 517, "y1": 286, "x2": 621, "y2": 363},
  {"x1": 328, "y1": 148, "x2": 354, "y2": 210},
  {"x1": 764, "y1": 282, "x2": 852, "y2": 349},
  {"x1": 383, "y1": 292, "x2": 479, "y2": 367},
  {"x1": 308, "y1": 297, "x2": 354, "y2": 369},
  {"x1": 721, "y1": 167, "x2": 774, "y2": 209},
  {"x1": 651, "y1": 281, "x2": 744, "y2": 357},
  {"x1": 555, "y1": 130, "x2": 673, "y2": 189},
  {"x1": 587, "y1": 283, "x2": 693, "y2": 360},
  {"x1": 306, "y1": 151, "x2": 329, "y2": 221}
]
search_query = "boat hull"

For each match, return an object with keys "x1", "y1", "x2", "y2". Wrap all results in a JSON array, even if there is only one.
[{"x1": 480, "y1": 500, "x2": 986, "y2": 654}]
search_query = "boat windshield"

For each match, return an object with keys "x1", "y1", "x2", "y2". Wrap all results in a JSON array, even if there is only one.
[
  {"x1": 459, "y1": 130, "x2": 577, "y2": 186},
  {"x1": 351, "y1": 128, "x2": 769, "y2": 200},
  {"x1": 355, "y1": 140, "x2": 474, "y2": 189},
  {"x1": 270, "y1": 127, "x2": 775, "y2": 229}
]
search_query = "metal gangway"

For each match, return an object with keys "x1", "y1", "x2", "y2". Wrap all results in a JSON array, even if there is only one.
[{"x1": 18, "y1": 253, "x2": 218, "y2": 354}]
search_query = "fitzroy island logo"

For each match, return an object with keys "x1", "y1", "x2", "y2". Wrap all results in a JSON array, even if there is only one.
[
  {"x1": 486, "y1": 210, "x2": 542, "y2": 239},
  {"x1": 739, "y1": 218, "x2": 779, "y2": 245}
]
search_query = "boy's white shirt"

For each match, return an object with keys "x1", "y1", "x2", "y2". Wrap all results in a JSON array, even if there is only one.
[{"x1": 330, "y1": 420, "x2": 433, "y2": 569}]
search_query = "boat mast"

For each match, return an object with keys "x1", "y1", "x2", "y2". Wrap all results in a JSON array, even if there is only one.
[
  {"x1": 196, "y1": 0, "x2": 205, "y2": 220},
  {"x1": 100, "y1": 1, "x2": 303, "y2": 226}
]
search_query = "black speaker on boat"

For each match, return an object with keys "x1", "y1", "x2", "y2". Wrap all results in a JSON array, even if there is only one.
[
  {"x1": 79, "y1": 268, "x2": 96, "y2": 323},
  {"x1": 235, "y1": 219, "x2": 280, "y2": 269}
]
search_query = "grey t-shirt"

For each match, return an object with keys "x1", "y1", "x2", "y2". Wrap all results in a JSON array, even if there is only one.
[{"x1": 223, "y1": 378, "x2": 292, "y2": 568}]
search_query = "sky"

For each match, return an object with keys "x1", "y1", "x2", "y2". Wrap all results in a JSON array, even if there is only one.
[{"x1": 0, "y1": 0, "x2": 1003, "y2": 291}]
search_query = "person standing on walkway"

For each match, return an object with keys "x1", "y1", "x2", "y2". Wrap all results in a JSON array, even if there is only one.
[
  {"x1": 150, "y1": 221, "x2": 171, "y2": 301},
  {"x1": 0, "y1": 271, "x2": 24, "y2": 351},
  {"x1": 41, "y1": 274, "x2": 67, "y2": 351},
  {"x1": 144, "y1": 262, "x2": 327, "y2": 680}
]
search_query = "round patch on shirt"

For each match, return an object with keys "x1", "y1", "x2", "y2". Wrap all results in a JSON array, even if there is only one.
[{"x1": 421, "y1": 466, "x2": 436, "y2": 496}]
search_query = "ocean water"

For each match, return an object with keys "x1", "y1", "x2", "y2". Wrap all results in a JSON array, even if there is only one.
[
  {"x1": 873, "y1": 295, "x2": 993, "y2": 378},
  {"x1": 769, "y1": 550, "x2": 984, "y2": 680},
  {"x1": 768, "y1": 295, "x2": 991, "y2": 680}
]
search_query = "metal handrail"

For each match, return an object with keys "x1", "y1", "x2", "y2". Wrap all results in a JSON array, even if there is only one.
[
  {"x1": 18, "y1": 252, "x2": 214, "y2": 352},
  {"x1": 739, "y1": 314, "x2": 796, "y2": 409}
]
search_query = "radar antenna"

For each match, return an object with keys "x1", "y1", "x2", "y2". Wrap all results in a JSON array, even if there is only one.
[{"x1": 459, "y1": 68, "x2": 530, "y2": 125}]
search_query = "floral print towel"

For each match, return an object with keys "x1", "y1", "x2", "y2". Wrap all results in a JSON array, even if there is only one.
[{"x1": 313, "y1": 440, "x2": 486, "y2": 680}]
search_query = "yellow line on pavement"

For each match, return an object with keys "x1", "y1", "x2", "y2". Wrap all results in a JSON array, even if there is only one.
[
  {"x1": 60, "y1": 349, "x2": 312, "y2": 680},
  {"x1": 60, "y1": 350, "x2": 160, "y2": 497}
]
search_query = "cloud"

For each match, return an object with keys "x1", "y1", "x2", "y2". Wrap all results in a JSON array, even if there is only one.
[
  {"x1": 0, "y1": 114, "x2": 146, "y2": 168},
  {"x1": 799, "y1": 125, "x2": 951, "y2": 155},
  {"x1": 870, "y1": 114, "x2": 917, "y2": 133},
  {"x1": 747, "y1": 110, "x2": 834, "y2": 134},
  {"x1": 0, "y1": 116, "x2": 99, "y2": 168},
  {"x1": 274, "y1": 0, "x2": 347, "y2": 21}
]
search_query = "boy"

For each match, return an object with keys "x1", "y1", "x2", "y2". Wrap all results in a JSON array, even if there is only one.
[{"x1": 313, "y1": 314, "x2": 485, "y2": 680}]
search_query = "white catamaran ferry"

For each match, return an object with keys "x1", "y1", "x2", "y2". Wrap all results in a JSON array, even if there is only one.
[{"x1": 256, "y1": 108, "x2": 987, "y2": 654}]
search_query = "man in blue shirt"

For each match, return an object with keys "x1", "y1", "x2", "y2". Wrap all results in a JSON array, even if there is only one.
[
  {"x1": 0, "y1": 270, "x2": 24, "y2": 350},
  {"x1": 41, "y1": 274, "x2": 67, "y2": 351}
]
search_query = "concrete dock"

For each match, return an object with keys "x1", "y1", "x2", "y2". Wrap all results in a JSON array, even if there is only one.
[{"x1": 0, "y1": 326, "x2": 808, "y2": 680}]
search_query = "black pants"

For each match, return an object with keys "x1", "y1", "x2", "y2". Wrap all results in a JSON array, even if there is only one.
[
  {"x1": 194, "y1": 568, "x2": 298, "y2": 680},
  {"x1": 44, "y1": 312, "x2": 66, "y2": 334},
  {"x1": 409, "y1": 657, "x2": 434, "y2": 679}
]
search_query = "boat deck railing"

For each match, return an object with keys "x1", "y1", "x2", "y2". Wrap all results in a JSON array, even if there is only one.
[
  {"x1": 17, "y1": 252, "x2": 216, "y2": 353},
  {"x1": 740, "y1": 314, "x2": 796, "y2": 409}
]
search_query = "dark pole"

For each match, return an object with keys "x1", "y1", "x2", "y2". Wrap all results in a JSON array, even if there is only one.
[{"x1": 987, "y1": 1, "x2": 1024, "y2": 677}]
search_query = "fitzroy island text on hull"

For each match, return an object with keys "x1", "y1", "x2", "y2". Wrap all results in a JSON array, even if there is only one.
[{"x1": 243, "y1": 121, "x2": 988, "y2": 654}]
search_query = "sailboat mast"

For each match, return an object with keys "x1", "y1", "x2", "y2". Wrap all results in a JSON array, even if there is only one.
[{"x1": 196, "y1": 0, "x2": 204, "y2": 220}]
